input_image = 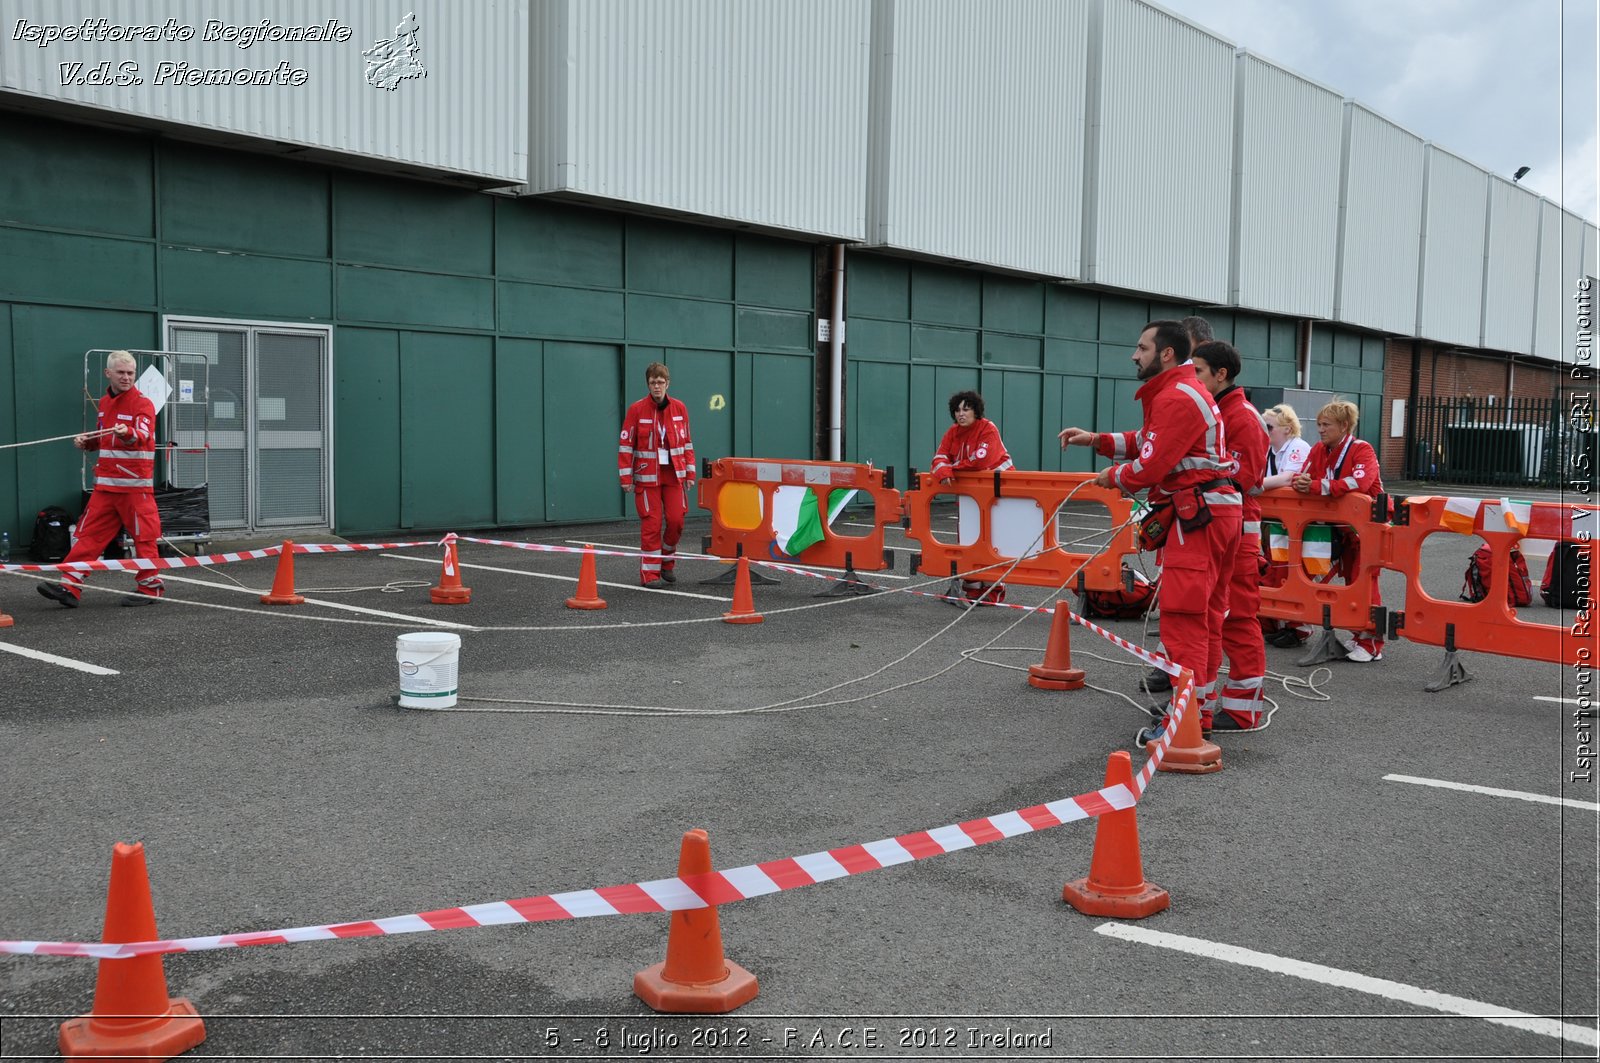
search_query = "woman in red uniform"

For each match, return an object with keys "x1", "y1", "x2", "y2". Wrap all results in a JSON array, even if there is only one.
[
  {"x1": 1292, "y1": 399, "x2": 1384, "y2": 661},
  {"x1": 931, "y1": 390, "x2": 1013, "y2": 604}
]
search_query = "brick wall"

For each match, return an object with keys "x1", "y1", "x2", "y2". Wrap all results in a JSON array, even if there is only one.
[{"x1": 1381, "y1": 339, "x2": 1578, "y2": 479}]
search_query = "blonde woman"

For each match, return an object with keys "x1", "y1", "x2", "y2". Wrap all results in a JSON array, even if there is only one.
[{"x1": 1259, "y1": 404, "x2": 1311, "y2": 490}]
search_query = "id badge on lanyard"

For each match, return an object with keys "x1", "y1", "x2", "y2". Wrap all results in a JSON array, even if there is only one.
[{"x1": 657, "y1": 419, "x2": 670, "y2": 465}]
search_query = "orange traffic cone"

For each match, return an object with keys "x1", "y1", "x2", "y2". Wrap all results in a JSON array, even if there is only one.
[
  {"x1": 1028, "y1": 600, "x2": 1086, "y2": 690},
  {"x1": 0, "y1": 603, "x2": 13, "y2": 628},
  {"x1": 430, "y1": 537, "x2": 472, "y2": 605},
  {"x1": 259, "y1": 541, "x2": 305, "y2": 605},
  {"x1": 58, "y1": 842, "x2": 207, "y2": 1059},
  {"x1": 565, "y1": 546, "x2": 607, "y2": 610},
  {"x1": 1147, "y1": 671, "x2": 1221, "y2": 774},
  {"x1": 721, "y1": 557, "x2": 763, "y2": 625},
  {"x1": 1062, "y1": 751, "x2": 1170, "y2": 918},
  {"x1": 633, "y1": 829, "x2": 759, "y2": 1013}
]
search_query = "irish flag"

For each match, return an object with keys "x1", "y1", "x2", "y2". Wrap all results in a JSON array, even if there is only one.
[
  {"x1": 1440, "y1": 497, "x2": 1480, "y2": 534},
  {"x1": 771, "y1": 485, "x2": 857, "y2": 557},
  {"x1": 1264, "y1": 519, "x2": 1290, "y2": 563},
  {"x1": 1499, "y1": 498, "x2": 1531, "y2": 535},
  {"x1": 1302, "y1": 524, "x2": 1335, "y2": 577}
]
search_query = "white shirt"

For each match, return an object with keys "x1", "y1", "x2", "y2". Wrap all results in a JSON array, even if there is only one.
[{"x1": 1267, "y1": 437, "x2": 1311, "y2": 478}]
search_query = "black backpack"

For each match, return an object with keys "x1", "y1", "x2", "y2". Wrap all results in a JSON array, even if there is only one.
[
  {"x1": 1540, "y1": 542, "x2": 1591, "y2": 610},
  {"x1": 29, "y1": 506, "x2": 73, "y2": 562}
]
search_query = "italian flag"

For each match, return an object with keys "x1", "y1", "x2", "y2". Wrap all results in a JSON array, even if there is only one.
[
  {"x1": 1440, "y1": 497, "x2": 1480, "y2": 535},
  {"x1": 771, "y1": 485, "x2": 857, "y2": 557},
  {"x1": 1264, "y1": 519, "x2": 1290, "y2": 563},
  {"x1": 1302, "y1": 524, "x2": 1335, "y2": 577}
]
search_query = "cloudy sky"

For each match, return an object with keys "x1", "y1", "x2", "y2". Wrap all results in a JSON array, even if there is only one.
[{"x1": 1158, "y1": 0, "x2": 1598, "y2": 224}]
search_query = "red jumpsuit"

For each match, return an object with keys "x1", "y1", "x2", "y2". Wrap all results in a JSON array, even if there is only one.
[
  {"x1": 60, "y1": 386, "x2": 164, "y2": 600},
  {"x1": 930, "y1": 418, "x2": 1013, "y2": 480},
  {"x1": 618, "y1": 395, "x2": 696, "y2": 584},
  {"x1": 1097, "y1": 364, "x2": 1242, "y2": 723},
  {"x1": 1213, "y1": 385, "x2": 1269, "y2": 729},
  {"x1": 930, "y1": 417, "x2": 1013, "y2": 603},
  {"x1": 1301, "y1": 434, "x2": 1385, "y2": 659}
]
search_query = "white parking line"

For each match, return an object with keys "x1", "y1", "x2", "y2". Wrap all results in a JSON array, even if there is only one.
[
  {"x1": 1534, "y1": 696, "x2": 1585, "y2": 706},
  {"x1": 1383, "y1": 773, "x2": 1600, "y2": 811},
  {"x1": 557, "y1": 540, "x2": 913, "y2": 581},
  {"x1": 382, "y1": 553, "x2": 731, "y2": 602},
  {"x1": 159, "y1": 574, "x2": 473, "y2": 629},
  {"x1": 0, "y1": 642, "x2": 119, "y2": 675},
  {"x1": 1095, "y1": 923, "x2": 1598, "y2": 1048}
]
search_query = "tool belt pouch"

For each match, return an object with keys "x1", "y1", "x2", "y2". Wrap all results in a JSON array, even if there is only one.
[
  {"x1": 1173, "y1": 485, "x2": 1213, "y2": 533},
  {"x1": 1137, "y1": 503, "x2": 1174, "y2": 552}
]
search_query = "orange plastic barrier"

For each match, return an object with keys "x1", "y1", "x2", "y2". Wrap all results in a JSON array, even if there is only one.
[
  {"x1": 900, "y1": 470, "x2": 1138, "y2": 592},
  {"x1": 697, "y1": 458, "x2": 902, "y2": 571},
  {"x1": 1386, "y1": 495, "x2": 1599, "y2": 668},
  {"x1": 1255, "y1": 488, "x2": 1389, "y2": 635}
]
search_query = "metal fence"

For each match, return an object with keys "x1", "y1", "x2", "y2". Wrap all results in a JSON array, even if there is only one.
[{"x1": 1409, "y1": 396, "x2": 1596, "y2": 489}]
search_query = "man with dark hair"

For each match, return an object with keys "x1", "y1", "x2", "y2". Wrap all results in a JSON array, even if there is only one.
[
  {"x1": 1191, "y1": 340, "x2": 1270, "y2": 731},
  {"x1": 1182, "y1": 315, "x2": 1214, "y2": 349},
  {"x1": 619, "y1": 361, "x2": 697, "y2": 587},
  {"x1": 1059, "y1": 321, "x2": 1241, "y2": 745}
]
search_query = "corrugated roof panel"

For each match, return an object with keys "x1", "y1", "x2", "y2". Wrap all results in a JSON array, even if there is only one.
[
  {"x1": 1231, "y1": 52, "x2": 1342, "y2": 318},
  {"x1": 866, "y1": 0, "x2": 1088, "y2": 278},
  {"x1": 1416, "y1": 146, "x2": 1489, "y2": 347},
  {"x1": 526, "y1": 0, "x2": 870, "y2": 241},
  {"x1": 1086, "y1": 0, "x2": 1233, "y2": 303},
  {"x1": 1481, "y1": 177, "x2": 1541, "y2": 354},
  {"x1": 1334, "y1": 103, "x2": 1424, "y2": 334},
  {"x1": 1533, "y1": 202, "x2": 1590, "y2": 363},
  {"x1": 0, "y1": 0, "x2": 527, "y2": 182}
]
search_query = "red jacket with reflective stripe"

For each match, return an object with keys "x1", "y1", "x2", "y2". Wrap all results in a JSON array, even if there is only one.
[
  {"x1": 1302, "y1": 435, "x2": 1382, "y2": 498},
  {"x1": 930, "y1": 418, "x2": 1012, "y2": 480},
  {"x1": 1094, "y1": 363, "x2": 1239, "y2": 506},
  {"x1": 618, "y1": 396, "x2": 696, "y2": 489},
  {"x1": 1215, "y1": 385, "x2": 1268, "y2": 526},
  {"x1": 88, "y1": 386, "x2": 157, "y2": 494}
]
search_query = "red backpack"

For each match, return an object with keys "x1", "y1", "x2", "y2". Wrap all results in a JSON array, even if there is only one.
[
  {"x1": 1080, "y1": 569, "x2": 1158, "y2": 619},
  {"x1": 1460, "y1": 544, "x2": 1532, "y2": 607}
]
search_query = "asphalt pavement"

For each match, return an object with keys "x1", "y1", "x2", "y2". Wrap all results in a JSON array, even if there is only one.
[{"x1": 1, "y1": 490, "x2": 1595, "y2": 1061}]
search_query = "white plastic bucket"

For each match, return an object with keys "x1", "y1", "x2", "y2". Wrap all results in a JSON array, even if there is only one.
[{"x1": 396, "y1": 632, "x2": 461, "y2": 709}]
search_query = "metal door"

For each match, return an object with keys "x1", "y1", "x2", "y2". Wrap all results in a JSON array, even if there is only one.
[{"x1": 166, "y1": 319, "x2": 331, "y2": 531}]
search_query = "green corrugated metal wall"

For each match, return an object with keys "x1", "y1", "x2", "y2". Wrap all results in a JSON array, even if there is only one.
[
  {"x1": 0, "y1": 112, "x2": 817, "y2": 541},
  {"x1": 844, "y1": 254, "x2": 1386, "y2": 476}
]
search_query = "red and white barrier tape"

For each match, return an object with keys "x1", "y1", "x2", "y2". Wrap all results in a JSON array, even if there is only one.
[
  {"x1": 0, "y1": 540, "x2": 441, "y2": 575},
  {"x1": 0, "y1": 756, "x2": 1180, "y2": 961}
]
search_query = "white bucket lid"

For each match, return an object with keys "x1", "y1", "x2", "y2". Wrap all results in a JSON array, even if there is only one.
[{"x1": 396, "y1": 632, "x2": 462, "y2": 652}]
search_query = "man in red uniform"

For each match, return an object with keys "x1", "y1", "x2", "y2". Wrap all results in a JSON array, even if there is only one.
[
  {"x1": 618, "y1": 361, "x2": 697, "y2": 587},
  {"x1": 1191, "y1": 340, "x2": 1270, "y2": 730},
  {"x1": 38, "y1": 350, "x2": 164, "y2": 607},
  {"x1": 931, "y1": 389, "x2": 1014, "y2": 604},
  {"x1": 1060, "y1": 321, "x2": 1241, "y2": 745},
  {"x1": 1293, "y1": 399, "x2": 1385, "y2": 661}
]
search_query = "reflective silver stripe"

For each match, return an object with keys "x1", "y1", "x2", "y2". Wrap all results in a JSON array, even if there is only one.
[
  {"x1": 1174, "y1": 455, "x2": 1235, "y2": 472},
  {"x1": 636, "y1": 475, "x2": 658, "y2": 484},
  {"x1": 1242, "y1": 521, "x2": 1261, "y2": 534},
  {"x1": 99, "y1": 450, "x2": 151, "y2": 460},
  {"x1": 1108, "y1": 434, "x2": 1131, "y2": 459},
  {"x1": 1174, "y1": 381, "x2": 1223, "y2": 462},
  {"x1": 1203, "y1": 492, "x2": 1242, "y2": 505},
  {"x1": 995, "y1": 458, "x2": 1014, "y2": 471},
  {"x1": 1342, "y1": 476, "x2": 1360, "y2": 490},
  {"x1": 96, "y1": 476, "x2": 153, "y2": 487},
  {"x1": 1128, "y1": 458, "x2": 1144, "y2": 474},
  {"x1": 619, "y1": 445, "x2": 634, "y2": 455},
  {"x1": 1319, "y1": 481, "x2": 1331, "y2": 496},
  {"x1": 641, "y1": 561, "x2": 661, "y2": 572}
]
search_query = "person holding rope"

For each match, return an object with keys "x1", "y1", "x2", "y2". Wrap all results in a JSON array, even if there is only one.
[
  {"x1": 1191, "y1": 340, "x2": 1269, "y2": 731},
  {"x1": 931, "y1": 389, "x2": 1013, "y2": 605},
  {"x1": 37, "y1": 350, "x2": 164, "y2": 607},
  {"x1": 1292, "y1": 399, "x2": 1385, "y2": 662},
  {"x1": 618, "y1": 361, "x2": 696, "y2": 587},
  {"x1": 1059, "y1": 320, "x2": 1242, "y2": 746}
]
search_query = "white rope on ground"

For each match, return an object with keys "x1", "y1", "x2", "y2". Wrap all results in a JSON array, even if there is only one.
[
  {"x1": 455, "y1": 484, "x2": 1144, "y2": 717},
  {"x1": 0, "y1": 427, "x2": 116, "y2": 451}
]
